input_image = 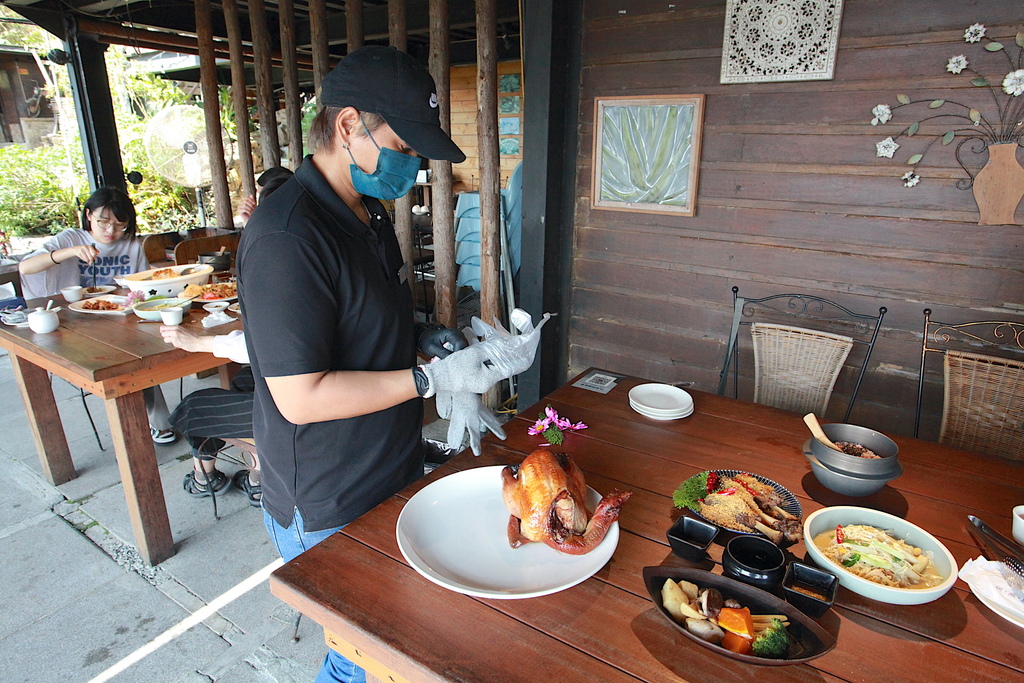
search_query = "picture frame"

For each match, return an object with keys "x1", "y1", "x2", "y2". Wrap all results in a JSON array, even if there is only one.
[{"x1": 592, "y1": 94, "x2": 705, "y2": 216}]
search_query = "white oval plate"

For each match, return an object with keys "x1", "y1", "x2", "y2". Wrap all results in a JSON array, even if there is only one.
[
  {"x1": 396, "y1": 466, "x2": 619, "y2": 599},
  {"x1": 628, "y1": 383, "x2": 693, "y2": 413}
]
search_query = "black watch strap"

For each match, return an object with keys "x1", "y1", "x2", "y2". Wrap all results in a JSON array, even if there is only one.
[{"x1": 412, "y1": 366, "x2": 430, "y2": 397}]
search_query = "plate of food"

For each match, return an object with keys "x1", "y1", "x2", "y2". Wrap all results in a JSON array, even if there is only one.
[
  {"x1": 673, "y1": 470, "x2": 802, "y2": 544},
  {"x1": 82, "y1": 285, "x2": 117, "y2": 297},
  {"x1": 803, "y1": 506, "x2": 957, "y2": 605},
  {"x1": 643, "y1": 567, "x2": 836, "y2": 665},
  {"x1": 68, "y1": 295, "x2": 130, "y2": 315},
  {"x1": 396, "y1": 465, "x2": 621, "y2": 599},
  {"x1": 182, "y1": 281, "x2": 237, "y2": 302}
]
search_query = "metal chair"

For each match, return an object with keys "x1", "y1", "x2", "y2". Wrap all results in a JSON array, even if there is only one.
[
  {"x1": 718, "y1": 286, "x2": 887, "y2": 420},
  {"x1": 915, "y1": 310, "x2": 1024, "y2": 459}
]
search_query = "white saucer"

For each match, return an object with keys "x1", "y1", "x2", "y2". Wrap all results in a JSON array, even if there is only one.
[{"x1": 628, "y1": 383, "x2": 693, "y2": 413}]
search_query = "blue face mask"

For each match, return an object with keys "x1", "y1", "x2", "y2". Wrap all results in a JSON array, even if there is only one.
[{"x1": 347, "y1": 122, "x2": 421, "y2": 200}]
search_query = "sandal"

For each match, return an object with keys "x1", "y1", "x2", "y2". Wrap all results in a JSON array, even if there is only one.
[
  {"x1": 151, "y1": 427, "x2": 178, "y2": 445},
  {"x1": 183, "y1": 469, "x2": 233, "y2": 497},
  {"x1": 233, "y1": 469, "x2": 262, "y2": 507}
]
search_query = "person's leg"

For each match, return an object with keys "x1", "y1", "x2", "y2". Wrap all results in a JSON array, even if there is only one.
[
  {"x1": 170, "y1": 388, "x2": 255, "y2": 497},
  {"x1": 143, "y1": 386, "x2": 177, "y2": 444},
  {"x1": 263, "y1": 509, "x2": 366, "y2": 683}
]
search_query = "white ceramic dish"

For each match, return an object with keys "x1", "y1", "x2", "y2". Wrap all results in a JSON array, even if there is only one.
[
  {"x1": 203, "y1": 301, "x2": 230, "y2": 312},
  {"x1": 396, "y1": 466, "x2": 620, "y2": 599},
  {"x1": 132, "y1": 298, "x2": 193, "y2": 321},
  {"x1": 630, "y1": 401, "x2": 693, "y2": 420},
  {"x1": 969, "y1": 582, "x2": 1024, "y2": 630},
  {"x1": 82, "y1": 285, "x2": 117, "y2": 298},
  {"x1": 227, "y1": 302, "x2": 240, "y2": 313},
  {"x1": 68, "y1": 295, "x2": 130, "y2": 316},
  {"x1": 628, "y1": 383, "x2": 693, "y2": 413},
  {"x1": 803, "y1": 506, "x2": 958, "y2": 605},
  {"x1": 117, "y1": 264, "x2": 213, "y2": 298}
]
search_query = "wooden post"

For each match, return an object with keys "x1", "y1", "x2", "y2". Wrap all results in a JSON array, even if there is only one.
[
  {"x1": 223, "y1": 0, "x2": 255, "y2": 200},
  {"x1": 477, "y1": 0, "x2": 501, "y2": 406},
  {"x1": 388, "y1": 0, "x2": 407, "y2": 51},
  {"x1": 249, "y1": 0, "x2": 282, "y2": 168},
  {"x1": 430, "y1": 0, "x2": 456, "y2": 328},
  {"x1": 347, "y1": 0, "x2": 365, "y2": 52},
  {"x1": 309, "y1": 0, "x2": 329, "y2": 109},
  {"x1": 279, "y1": 0, "x2": 303, "y2": 168},
  {"x1": 195, "y1": 0, "x2": 232, "y2": 229},
  {"x1": 476, "y1": 0, "x2": 500, "y2": 327},
  {"x1": 389, "y1": 0, "x2": 415, "y2": 300}
]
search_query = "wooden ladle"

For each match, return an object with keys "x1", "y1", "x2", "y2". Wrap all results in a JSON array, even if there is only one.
[{"x1": 802, "y1": 413, "x2": 842, "y2": 452}]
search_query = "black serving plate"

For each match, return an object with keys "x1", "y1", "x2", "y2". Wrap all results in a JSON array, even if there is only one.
[
  {"x1": 678, "y1": 470, "x2": 802, "y2": 542},
  {"x1": 642, "y1": 566, "x2": 837, "y2": 666}
]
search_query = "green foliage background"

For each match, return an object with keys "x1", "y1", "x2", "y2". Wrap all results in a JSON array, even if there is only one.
[{"x1": 0, "y1": 8, "x2": 237, "y2": 243}]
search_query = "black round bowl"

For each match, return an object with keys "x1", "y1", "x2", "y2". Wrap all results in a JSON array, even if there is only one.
[{"x1": 722, "y1": 536, "x2": 786, "y2": 590}]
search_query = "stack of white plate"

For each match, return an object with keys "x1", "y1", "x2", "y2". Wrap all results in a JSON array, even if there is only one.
[{"x1": 628, "y1": 383, "x2": 694, "y2": 420}]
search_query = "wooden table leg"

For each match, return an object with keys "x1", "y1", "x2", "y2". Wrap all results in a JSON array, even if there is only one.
[
  {"x1": 324, "y1": 630, "x2": 410, "y2": 683},
  {"x1": 10, "y1": 355, "x2": 75, "y2": 485},
  {"x1": 105, "y1": 391, "x2": 175, "y2": 565}
]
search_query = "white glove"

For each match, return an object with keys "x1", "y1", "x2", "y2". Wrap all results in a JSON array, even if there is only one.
[
  {"x1": 438, "y1": 391, "x2": 506, "y2": 456},
  {"x1": 464, "y1": 308, "x2": 553, "y2": 378},
  {"x1": 418, "y1": 344, "x2": 506, "y2": 398}
]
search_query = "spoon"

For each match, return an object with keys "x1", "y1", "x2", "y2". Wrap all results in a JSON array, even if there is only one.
[{"x1": 802, "y1": 413, "x2": 842, "y2": 452}]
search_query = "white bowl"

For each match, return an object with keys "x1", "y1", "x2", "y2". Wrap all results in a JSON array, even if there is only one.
[
  {"x1": 131, "y1": 298, "x2": 193, "y2": 321},
  {"x1": 803, "y1": 506, "x2": 957, "y2": 605},
  {"x1": 117, "y1": 264, "x2": 213, "y2": 298},
  {"x1": 202, "y1": 301, "x2": 229, "y2": 313}
]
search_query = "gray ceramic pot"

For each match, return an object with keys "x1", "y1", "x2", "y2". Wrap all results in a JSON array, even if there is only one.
[
  {"x1": 809, "y1": 423, "x2": 899, "y2": 477},
  {"x1": 802, "y1": 445, "x2": 902, "y2": 497}
]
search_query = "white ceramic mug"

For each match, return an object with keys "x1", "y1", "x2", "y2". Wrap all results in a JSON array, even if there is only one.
[
  {"x1": 160, "y1": 307, "x2": 184, "y2": 326},
  {"x1": 1013, "y1": 505, "x2": 1024, "y2": 547},
  {"x1": 61, "y1": 285, "x2": 84, "y2": 303}
]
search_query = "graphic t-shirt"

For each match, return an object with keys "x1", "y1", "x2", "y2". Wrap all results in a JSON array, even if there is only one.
[{"x1": 21, "y1": 229, "x2": 149, "y2": 299}]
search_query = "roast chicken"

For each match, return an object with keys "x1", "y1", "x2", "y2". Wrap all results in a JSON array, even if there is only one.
[{"x1": 501, "y1": 449, "x2": 632, "y2": 555}]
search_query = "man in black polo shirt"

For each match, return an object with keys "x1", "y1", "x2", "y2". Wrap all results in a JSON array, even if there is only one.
[{"x1": 237, "y1": 46, "x2": 516, "y2": 683}]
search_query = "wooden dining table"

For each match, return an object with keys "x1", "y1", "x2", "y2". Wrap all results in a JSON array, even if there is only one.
[
  {"x1": 269, "y1": 368, "x2": 1024, "y2": 682},
  {"x1": 0, "y1": 291, "x2": 240, "y2": 565}
]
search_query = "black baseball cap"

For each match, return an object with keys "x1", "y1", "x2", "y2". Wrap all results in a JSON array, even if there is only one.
[{"x1": 320, "y1": 46, "x2": 466, "y2": 163}]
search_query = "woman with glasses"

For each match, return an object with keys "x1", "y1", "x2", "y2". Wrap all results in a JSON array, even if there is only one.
[
  {"x1": 19, "y1": 186, "x2": 177, "y2": 445},
  {"x1": 19, "y1": 187, "x2": 148, "y2": 299}
]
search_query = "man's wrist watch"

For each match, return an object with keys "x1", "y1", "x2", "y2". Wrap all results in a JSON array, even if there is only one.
[{"x1": 412, "y1": 365, "x2": 430, "y2": 397}]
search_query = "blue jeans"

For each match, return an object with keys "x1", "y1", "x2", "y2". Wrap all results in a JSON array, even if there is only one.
[{"x1": 264, "y1": 508, "x2": 367, "y2": 683}]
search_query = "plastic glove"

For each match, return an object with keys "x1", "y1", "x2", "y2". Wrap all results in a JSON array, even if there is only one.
[
  {"x1": 416, "y1": 322, "x2": 468, "y2": 359},
  {"x1": 442, "y1": 391, "x2": 506, "y2": 456},
  {"x1": 418, "y1": 344, "x2": 507, "y2": 398},
  {"x1": 464, "y1": 308, "x2": 553, "y2": 378}
]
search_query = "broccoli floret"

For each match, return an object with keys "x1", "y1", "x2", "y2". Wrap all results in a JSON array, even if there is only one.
[{"x1": 751, "y1": 619, "x2": 790, "y2": 659}]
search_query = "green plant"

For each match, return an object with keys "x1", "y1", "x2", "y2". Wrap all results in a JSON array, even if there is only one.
[{"x1": 0, "y1": 144, "x2": 82, "y2": 237}]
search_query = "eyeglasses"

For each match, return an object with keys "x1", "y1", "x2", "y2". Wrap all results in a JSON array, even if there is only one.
[{"x1": 91, "y1": 214, "x2": 128, "y2": 233}]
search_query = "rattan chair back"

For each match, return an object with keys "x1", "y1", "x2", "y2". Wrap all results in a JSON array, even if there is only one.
[
  {"x1": 916, "y1": 309, "x2": 1024, "y2": 459},
  {"x1": 751, "y1": 323, "x2": 854, "y2": 416},
  {"x1": 718, "y1": 286, "x2": 886, "y2": 421},
  {"x1": 940, "y1": 350, "x2": 1024, "y2": 459}
]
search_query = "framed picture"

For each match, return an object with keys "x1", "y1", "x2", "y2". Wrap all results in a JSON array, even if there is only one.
[
  {"x1": 720, "y1": 0, "x2": 844, "y2": 83},
  {"x1": 592, "y1": 94, "x2": 705, "y2": 216}
]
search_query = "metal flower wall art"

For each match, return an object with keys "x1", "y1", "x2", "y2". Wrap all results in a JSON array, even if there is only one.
[{"x1": 870, "y1": 24, "x2": 1024, "y2": 225}]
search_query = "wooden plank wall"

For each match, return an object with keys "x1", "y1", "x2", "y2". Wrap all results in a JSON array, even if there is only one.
[
  {"x1": 570, "y1": 0, "x2": 1024, "y2": 440},
  {"x1": 450, "y1": 60, "x2": 523, "y2": 190}
]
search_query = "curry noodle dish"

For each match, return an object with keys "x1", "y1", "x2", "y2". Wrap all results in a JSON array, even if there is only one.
[{"x1": 813, "y1": 524, "x2": 945, "y2": 589}]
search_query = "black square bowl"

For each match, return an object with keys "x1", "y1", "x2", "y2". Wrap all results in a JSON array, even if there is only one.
[
  {"x1": 667, "y1": 515, "x2": 719, "y2": 562},
  {"x1": 782, "y1": 562, "x2": 838, "y2": 618}
]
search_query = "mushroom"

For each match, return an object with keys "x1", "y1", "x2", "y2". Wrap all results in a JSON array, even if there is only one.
[
  {"x1": 698, "y1": 587, "x2": 724, "y2": 620},
  {"x1": 724, "y1": 598, "x2": 742, "y2": 609}
]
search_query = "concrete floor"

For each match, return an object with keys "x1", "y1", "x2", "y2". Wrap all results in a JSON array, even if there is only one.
[{"x1": 0, "y1": 347, "x2": 339, "y2": 682}]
